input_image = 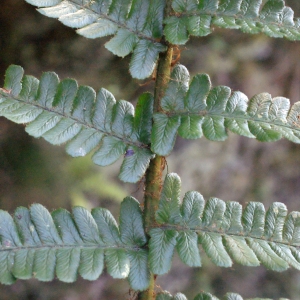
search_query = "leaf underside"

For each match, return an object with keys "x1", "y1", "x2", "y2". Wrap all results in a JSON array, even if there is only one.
[
  {"x1": 0, "y1": 65, "x2": 154, "y2": 183},
  {"x1": 0, "y1": 197, "x2": 150, "y2": 291},
  {"x1": 149, "y1": 172, "x2": 300, "y2": 275},
  {"x1": 165, "y1": 0, "x2": 300, "y2": 44},
  {"x1": 24, "y1": 1, "x2": 300, "y2": 80},
  {"x1": 151, "y1": 64, "x2": 300, "y2": 155},
  {"x1": 1, "y1": 172, "x2": 300, "y2": 289},
  {"x1": 24, "y1": 0, "x2": 166, "y2": 79},
  {"x1": 156, "y1": 291, "x2": 284, "y2": 300}
]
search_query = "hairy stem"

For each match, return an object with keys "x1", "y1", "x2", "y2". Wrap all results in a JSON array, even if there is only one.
[
  {"x1": 137, "y1": 275, "x2": 156, "y2": 300},
  {"x1": 137, "y1": 30, "x2": 174, "y2": 300}
]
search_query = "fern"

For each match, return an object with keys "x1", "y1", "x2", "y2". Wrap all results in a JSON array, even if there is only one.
[
  {"x1": 2, "y1": 0, "x2": 300, "y2": 299},
  {"x1": 149, "y1": 173, "x2": 300, "y2": 275},
  {"x1": 24, "y1": 0, "x2": 300, "y2": 80},
  {"x1": 151, "y1": 64, "x2": 300, "y2": 155},
  {"x1": 156, "y1": 291, "x2": 286, "y2": 300},
  {"x1": 24, "y1": 0, "x2": 166, "y2": 79},
  {"x1": 0, "y1": 65, "x2": 154, "y2": 183},
  {"x1": 0, "y1": 197, "x2": 150, "y2": 290},
  {"x1": 165, "y1": 0, "x2": 300, "y2": 44}
]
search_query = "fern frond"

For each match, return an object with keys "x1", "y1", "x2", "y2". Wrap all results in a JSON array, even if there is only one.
[
  {"x1": 149, "y1": 173, "x2": 300, "y2": 275},
  {"x1": 24, "y1": 0, "x2": 166, "y2": 79},
  {"x1": 165, "y1": 0, "x2": 300, "y2": 44},
  {"x1": 0, "y1": 197, "x2": 150, "y2": 290},
  {"x1": 156, "y1": 291, "x2": 283, "y2": 300},
  {"x1": 0, "y1": 65, "x2": 154, "y2": 183},
  {"x1": 151, "y1": 64, "x2": 300, "y2": 155}
]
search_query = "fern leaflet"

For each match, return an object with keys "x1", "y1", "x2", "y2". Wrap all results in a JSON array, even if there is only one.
[
  {"x1": 149, "y1": 173, "x2": 300, "y2": 275},
  {"x1": 156, "y1": 291, "x2": 284, "y2": 300},
  {"x1": 24, "y1": 0, "x2": 166, "y2": 79},
  {"x1": 165, "y1": 0, "x2": 300, "y2": 44},
  {"x1": 0, "y1": 65, "x2": 154, "y2": 183},
  {"x1": 151, "y1": 64, "x2": 300, "y2": 155},
  {"x1": 0, "y1": 197, "x2": 150, "y2": 290}
]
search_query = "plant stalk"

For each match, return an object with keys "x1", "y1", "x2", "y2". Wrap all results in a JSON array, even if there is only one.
[
  {"x1": 137, "y1": 1, "x2": 173, "y2": 298},
  {"x1": 137, "y1": 38, "x2": 173, "y2": 300}
]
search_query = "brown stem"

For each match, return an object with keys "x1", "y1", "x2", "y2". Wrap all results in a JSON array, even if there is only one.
[
  {"x1": 137, "y1": 275, "x2": 156, "y2": 300},
  {"x1": 137, "y1": 39, "x2": 173, "y2": 300},
  {"x1": 136, "y1": 1, "x2": 174, "y2": 297}
]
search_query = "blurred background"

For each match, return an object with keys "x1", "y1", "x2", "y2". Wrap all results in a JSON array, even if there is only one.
[{"x1": 1, "y1": 0, "x2": 300, "y2": 299}]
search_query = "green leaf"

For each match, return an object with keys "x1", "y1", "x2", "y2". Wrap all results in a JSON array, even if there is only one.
[
  {"x1": 69, "y1": 3, "x2": 93, "y2": 22},
  {"x1": 111, "y1": 100, "x2": 134, "y2": 138},
  {"x1": 152, "y1": 64, "x2": 300, "y2": 155},
  {"x1": 176, "y1": 231, "x2": 201, "y2": 267},
  {"x1": 156, "y1": 173, "x2": 182, "y2": 224},
  {"x1": 224, "y1": 294, "x2": 243, "y2": 300},
  {"x1": 184, "y1": 74, "x2": 211, "y2": 111},
  {"x1": 27, "y1": 0, "x2": 167, "y2": 79},
  {"x1": 0, "y1": 200, "x2": 148, "y2": 288},
  {"x1": 149, "y1": 228, "x2": 178, "y2": 275},
  {"x1": 283, "y1": 211, "x2": 300, "y2": 245},
  {"x1": 181, "y1": 191, "x2": 204, "y2": 228},
  {"x1": 223, "y1": 236, "x2": 259, "y2": 267},
  {"x1": 129, "y1": 40, "x2": 166, "y2": 79},
  {"x1": 156, "y1": 292, "x2": 173, "y2": 300},
  {"x1": 161, "y1": 65, "x2": 190, "y2": 112},
  {"x1": 187, "y1": 15, "x2": 212, "y2": 37},
  {"x1": 199, "y1": 232, "x2": 232, "y2": 267},
  {"x1": 92, "y1": 208, "x2": 121, "y2": 246},
  {"x1": 119, "y1": 197, "x2": 147, "y2": 246},
  {"x1": 36, "y1": 1, "x2": 77, "y2": 18},
  {"x1": 194, "y1": 292, "x2": 218, "y2": 300},
  {"x1": 3, "y1": 65, "x2": 24, "y2": 95},
  {"x1": 152, "y1": 173, "x2": 300, "y2": 273},
  {"x1": 133, "y1": 93, "x2": 154, "y2": 144},
  {"x1": 79, "y1": 249, "x2": 104, "y2": 280},
  {"x1": 172, "y1": 0, "x2": 198, "y2": 12},
  {"x1": 246, "y1": 238, "x2": 288, "y2": 271},
  {"x1": 242, "y1": 202, "x2": 265, "y2": 238},
  {"x1": 14, "y1": 207, "x2": 41, "y2": 246},
  {"x1": 105, "y1": 249, "x2": 130, "y2": 278},
  {"x1": 92, "y1": 88, "x2": 116, "y2": 132},
  {"x1": 25, "y1": 0, "x2": 61, "y2": 6},
  {"x1": 174, "y1": 293, "x2": 188, "y2": 300},
  {"x1": 33, "y1": 249, "x2": 56, "y2": 281},
  {"x1": 42, "y1": 118, "x2": 82, "y2": 145},
  {"x1": 72, "y1": 206, "x2": 102, "y2": 245},
  {"x1": 178, "y1": 115, "x2": 204, "y2": 139},
  {"x1": 71, "y1": 85, "x2": 95, "y2": 124},
  {"x1": 56, "y1": 248, "x2": 80, "y2": 282},
  {"x1": 157, "y1": 291, "x2": 280, "y2": 300},
  {"x1": 127, "y1": 249, "x2": 150, "y2": 291},
  {"x1": 270, "y1": 243, "x2": 300, "y2": 270},
  {"x1": 105, "y1": 29, "x2": 138, "y2": 57},
  {"x1": 52, "y1": 209, "x2": 83, "y2": 245},
  {"x1": 92, "y1": 136, "x2": 126, "y2": 166},
  {"x1": 151, "y1": 114, "x2": 181, "y2": 156},
  {"x1": 30, "y1": 204, "x2": 62, "y2": 245},
  {"x1": 25, "y1": 111, "x2": 62, "y2": 138},
  {"x1": 202, "y1": 116, "x2": 227, "y2": 141},
  {"x1": 201, "y1": 198, "x2": 226, "y2": 229},
  {"x1": 221, "y1": 201, "x2": 243, "y2": 234},
  {"x1": 165, "y1": 0, "x2": 300, "y2": 43},
  {"x1": 164, "y1": 16, "x2": 189, "y2": 45},
  {"x1": 264, "y1": 202, "x2": 287, "y2": 241},
  {"x1": 119, "y1": 146, "x2": 154, "y2": 183},
  {"x1": 77, "y1": 19, "x2": 118, "y2": 39},
  {"x1": 36, "y1": 72, "x2": 59, "y2": 107},
  {"x1": 0, "y1": 66, "x2": 154, "y2": 183},
  {"x1": 65, "y1": 128, "x2": 104, "y2": 157}
]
